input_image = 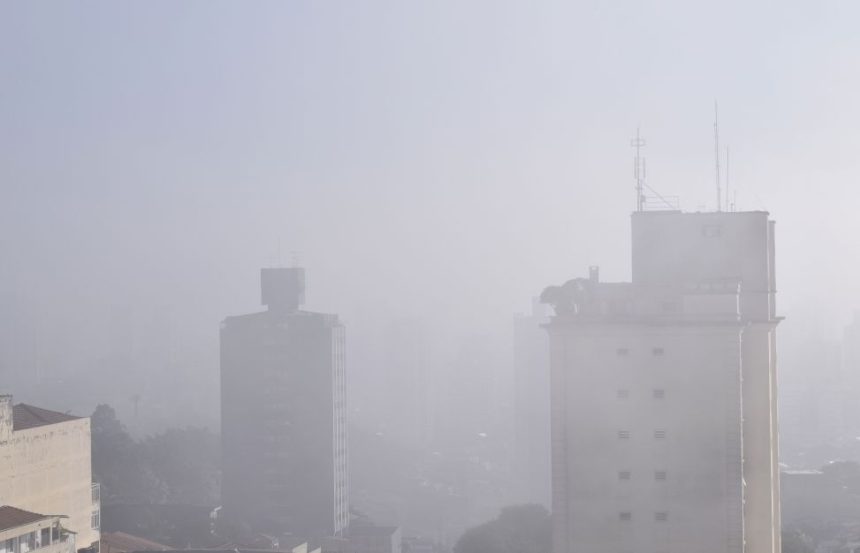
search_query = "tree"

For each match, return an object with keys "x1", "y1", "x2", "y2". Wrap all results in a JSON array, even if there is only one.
[
  {"x1": 91, "y1": 405, "x2": 220, "y2": 506},
  {"x1": 91, "y1": 404, "x2": 164, "y2": 503},
  {"x1": 139, "y1": 427, "x2": 220, "y2": 505},
  {"x1": 454, "y1": 505, "x2": 550, "y2": 553}
]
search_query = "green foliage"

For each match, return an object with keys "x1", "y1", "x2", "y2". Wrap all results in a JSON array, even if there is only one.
[
  {"x1": 454, "y1": 505, "x2": 550, "y2": 553},
  {"x1": 91, "y1": 404, "x2": 220, "y2": 505}
]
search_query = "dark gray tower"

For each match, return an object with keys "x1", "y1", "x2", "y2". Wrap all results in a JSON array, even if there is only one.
[{"x1": 220, "y1": 268, "x2": 348, "y2": 539}]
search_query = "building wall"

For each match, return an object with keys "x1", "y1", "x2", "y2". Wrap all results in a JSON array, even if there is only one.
[
  {"x1": 548, "y1": 211, "x2": 780, "y2": 553},
  {"x1": 0, "y1": 416, "x2": 99, "y2": 550},
  {"x1": 512, "y1": 302, "x2": 551, "y2": 507},
  {"x1": 221, "y1": 309, "x2": 347, "y2": 539},
  {"x1": 550, "y1": 322, "x2": 744, "y2": 553}
]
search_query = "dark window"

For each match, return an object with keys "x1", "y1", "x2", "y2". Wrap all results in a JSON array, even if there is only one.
[
  {"x1": 616, "y1": 348, "x2": 629, "y2": 356},
  {"x1": 617, "y1": 389, "x2": 630, "y2": 399},
  {"x1": 619, "y1": 512, "x2": 632, "y2": 521},
  {"x1": 655, "y1": 512, "x2": 668, "y2": 522},
  {"x1": 655, "y1": 471, "x2": 667, "y2": 481},
  {"x1": 653, "y1": 389, "x2": 665, "y2": 399},
  {"x1": 654, "y1": 430, "x2": 666, "y2": 439},
  {"x1": 652, "y1": 347, "x2": 665, "y2": 356},
  {"x1": 618, "y1": 430, "x2": 630, "y2": 439},
  {"x1": 618, "y1": 471, "x2": 631, "y2": 480}
]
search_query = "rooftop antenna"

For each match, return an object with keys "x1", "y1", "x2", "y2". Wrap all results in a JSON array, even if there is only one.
[
  {"x1": 631, "y1": 127, "x2": 646, "y2": 212},
  {"x1": 725, "y1": 145, "x2": 731, "y2": 211},
  {"x1": 714, "y1": 100, "x2": 722, "y2": 211}
]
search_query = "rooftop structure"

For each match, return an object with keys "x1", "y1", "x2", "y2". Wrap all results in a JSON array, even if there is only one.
[{"x1": 544, "y1": 210, "x2": 780, "y2": 553}]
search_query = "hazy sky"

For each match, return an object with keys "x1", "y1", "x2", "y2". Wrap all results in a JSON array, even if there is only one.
[{"x1": 2, "y1": 1, "x2": 859, "y2": 413}]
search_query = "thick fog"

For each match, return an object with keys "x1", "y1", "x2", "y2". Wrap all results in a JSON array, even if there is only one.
[{"x1": 2, "y1": 0, "x2": 860, "y2": 517}]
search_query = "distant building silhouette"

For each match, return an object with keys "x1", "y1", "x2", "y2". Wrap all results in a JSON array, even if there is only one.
[
  {"x1": 220, "y1": 268, "x2": 348, "y2": 539},
  {"x1": 512, "y1": 299, "x2": 551, "y2": 507},
  {"x1": 544, "y1": 211, "x2": 781, "y2": 553}
]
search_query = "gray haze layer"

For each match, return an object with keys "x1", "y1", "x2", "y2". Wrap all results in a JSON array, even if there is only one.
[{"x1": 1, "y1": 1, "x2": 857, "y2": 432}]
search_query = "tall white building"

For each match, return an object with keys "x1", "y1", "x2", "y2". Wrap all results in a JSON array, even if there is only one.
[{"x1": 544, "y1": 211, "x2": 780, "y2": 553}]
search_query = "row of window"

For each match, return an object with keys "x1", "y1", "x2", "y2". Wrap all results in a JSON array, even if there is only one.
[
  {"x1": 618, "y1": 430, "x2": 666, "y2": 439},
  {"x1": 0, "y1": 527, "x2": 61, "y2": 553},
  {"x1": 618, "y1": 470, "x2": 667, "y2": 481},
  {"x1": 617, "y1": 389, "x2": 665, "y2": 399},
  {"x1": 619, "y1": 511, "x2": 668, "y2": 522},
  {"x1": 616, "y1": 347, "x2": 664, "y2": 356}
]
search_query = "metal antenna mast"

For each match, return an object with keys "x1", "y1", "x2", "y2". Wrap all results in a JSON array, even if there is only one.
[
  {"x1": 725, "y1": 145, "x2": 731, "y2": 211},
  {"x1": 631, "y1": 127, "x2": 647, "y2": 212},
  {"x1": 714, "y1": 101, "x2": 722, "y2": 211}
]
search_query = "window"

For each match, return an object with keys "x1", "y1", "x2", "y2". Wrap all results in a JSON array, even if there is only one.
[
  {"x1": 19, "y1": 533, "x2": 34, "y2": 553},
  {"x1": 616, "y1": 347, "x2": 629, "y2": 356},
  {"x1": 617, "y1": 389, "x2": 629, "y2": 399},
  {"x1": 652, "y1": 347, "x2": 664, "y2": 356},
  {"x1": 653, "y1": 389, "x2": 665, "y2": 399},
  {"x1": 39, "y1": 529, "x2": 49, "y2": 547},
  {"x1": 618, "y1": 430, "x2": 630, "y2": 439},
  {"x1": 619, "y1": 512, "x2": 632, "y2": 521},
  {"x1": 655, "y1": 512, "x2": 668, "y2": 522},
  {"x1": 655, "y1": 471, "x2": 667, "y2": 481},
  {"x1": 91, "y1": 510, "x2": 100, "y2": 530},
  {"x1": 618, "y1": 471, "x2": 631, "y2": 480},
  {"x1": 654, "y1": 430, "x2": 666, "y2": 439}
]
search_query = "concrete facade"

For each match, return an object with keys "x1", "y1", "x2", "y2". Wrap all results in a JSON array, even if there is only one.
[
  {"x1": 220, "y1": 268, "x2": 348, "y2": 540},
  {"x1": 545, "y1": 211, "x2": 780, "y2": 553},
  {"x1": 0, "y1": 398, "x2": 100, "y2": 552},
  {"x1": 512, "y1": 299, "x2": 551, "y2": 507}
]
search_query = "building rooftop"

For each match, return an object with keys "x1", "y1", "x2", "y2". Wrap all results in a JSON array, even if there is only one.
[
  {"x1": 101, "y1": 532, "x2": 170, "y2": 553},
  {"x1": 348, "y1": 526, "x2": 400, "y2": 537},
  {"x1": 13, "y1": 403, "x2": 81, "y2": 431},
  {"x1": 0, "y1": 506, "x2": 53, "y2": 532}
]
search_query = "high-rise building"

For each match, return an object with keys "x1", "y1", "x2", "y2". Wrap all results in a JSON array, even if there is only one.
[
  {"x1": 220, "y1": 268, "x2": 348, "y2": 540},
  {"x1": 544, "y1": 211, "x2": 780, "y2": 553},
  {"x1": 0, "y1": 396, "x2": 100, "y2": 553},
  {"x1": 512, "y1": 299, "x2": 551, "y2": 507}
]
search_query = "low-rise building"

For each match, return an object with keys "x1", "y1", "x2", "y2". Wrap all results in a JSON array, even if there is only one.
[
  {"x1": 349, "y1": 526, "x2": 401, "y2": 553},
  {"x1": 0, "y1": 396, "x2": 99, "y2": 552},
  {"x1": 0, "y1": 506, "x2": 76, "y2": 553}
]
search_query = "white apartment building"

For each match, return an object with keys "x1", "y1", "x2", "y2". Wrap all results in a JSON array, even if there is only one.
[
  {"x1": 544, "y1": 211, "x2": 780, "y2": 553},
  {"x1": 0, "y1": 396, "x2": 100, "y2": 553}
]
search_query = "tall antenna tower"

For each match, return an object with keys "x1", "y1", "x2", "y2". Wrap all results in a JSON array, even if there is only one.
[
  {"x1": 725, "y1": 146, "x2": 731, "y2": 211},
  {"x1": 714, "y1": 101, "x2": 722, "y2": 211},
  {"x1": 631, "y1": 127, "x2": 646, "y2": 212}
]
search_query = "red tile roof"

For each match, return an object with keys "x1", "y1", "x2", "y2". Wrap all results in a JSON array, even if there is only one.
[
  {"x1": 0, "y1": 506, "x2": 52, "y2": 532},
  {"x1": 13, "y1": 404, "x2": 81, "y2": 431},
  {"x1": 101, "y1": 532, "x2": 170, "y2": 553}
]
